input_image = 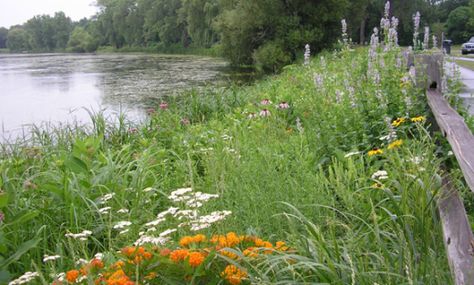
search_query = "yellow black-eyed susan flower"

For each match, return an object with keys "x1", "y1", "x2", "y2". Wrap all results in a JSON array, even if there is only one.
[
  {"x1": 387, "y1": 139, "x2": 403, "y2": 149},
  {"x1": 391, "y1": 117, "x2": 406, "y2": 127},
  {"x1": 410, "y1": 116, "x2": 426, "y2": 123},
  {"x1": 368, "y1": 148, "x2": 383, "y2": 156}
]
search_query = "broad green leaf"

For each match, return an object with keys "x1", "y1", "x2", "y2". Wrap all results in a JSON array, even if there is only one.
[
  {"x1": 64, "y1": 156, "x2": 89, "y2": 174},
  {"x1": 0, "y1": 193, "x2": 8, "y2": 208},
  {"x1": 6, "y1": 210, "x2": 39, "y2": 227},
  {"x1": 0, "y1": 236, "x2": 42, "y2": 268},
  {"x1": 0, "y1": 269, "x2": 10, "y2": 284}
]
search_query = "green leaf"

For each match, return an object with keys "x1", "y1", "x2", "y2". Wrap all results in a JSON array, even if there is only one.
[
  {"x1": 64, "y1": 156, "x2": 89, "y2": 174},
  {"x1": 6, "y1": 210, "x2": 39, "y2": 227},
  {"x1": 0, "y1": 269, "x2": 10, "y2": 284},
  {"x1": 0, "y1": 193, "x2": 8, "y2": 208},
  {"x1": 0, "y1": 235, "x2": 42, "y2": 268}
]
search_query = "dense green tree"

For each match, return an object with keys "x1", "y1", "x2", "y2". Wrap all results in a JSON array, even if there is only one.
[
  {"x1": 180, "y1": 0, "x2": 219, "y2": 47},
  {"x1": 6, "y1": 27, "x2": 31, "y2": 51},
  {"x1": 446, "y1": 5, "x2": 473, "y2": 42},
  {"x1": 67, "y1": 26, "x2": 97, "y2": 52},
  {"x1": 0, "y1": 27, "x2": 8, "y2": 48},
  {"x1": 52, "y1": 12, "x2": 73, "y2": 49},
  {"x1": 215, "y1": 0, "x2": 349, "y2": 67}
]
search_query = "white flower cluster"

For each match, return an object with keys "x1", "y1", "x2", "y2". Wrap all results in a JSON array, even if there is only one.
[
  {"x1": 43, "y1": 254, "x2": 61, "y2": 263},
  {"x1": 117, "y1": 208, "x2": 129, "y2": 214},
  {"x1": 344, "y1": 151, "x2": 362, "y2": 158},
  {"x1": 371, "y1": 170, "x2": 389, "y2": 180},
  {"x1": 168, "y1": 187, "x2": 193, "y2": 202},
  {"x1": 423, "y1": 26, "x2": 430, "y2": 50},
  {"x1": 135, "y1": 188, "x2": 230, "y2": 244},
  {"x1": 168, "y1": 188, "x2": 219, "y2": 208},
  {"x1": 8, "y1": 272, "x2": 39, "y2": 285},
  {"x1": 55, "y1": 273, "x2": 65, "y2": 282},
  {"x1": 341, "y1": 19, "x2": 348, "y2": 46},
  {"x1": 99, "y1": 193, "x2": 115, "y2": 204},
  {"x1": 65, "y1": 230, "x2": 92, "y2": 241},
  {"x1": 113, "y1": 221, "x2": 132, "y2": 234},
  {"x1": 134, "y1": 235, "x2": 169, "y2": 246},
  {"x1": 413, "y1": 11, "x2": 421, "y2": 47},
  {"x1": 188, "y1": 210, "x2": 232, "y2": 231},
  {"x1": 98, "y1": 207, "x2": 111, "y2": 214},
  {"x1": 304, "y1": 44, "x2": 310, "y2": 66}
]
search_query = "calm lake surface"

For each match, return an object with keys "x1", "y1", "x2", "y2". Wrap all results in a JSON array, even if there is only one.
[{"x1": 0, "y1": 53, "x2": 243, "y2": 140}]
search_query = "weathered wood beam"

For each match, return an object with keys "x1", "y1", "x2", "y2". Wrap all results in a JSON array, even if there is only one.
[
  {"x1": 438, "y1": 176, "x2": 474, "y2": 285},
  {"x1": 426, "y1": 89, "x2": 474, "y2": 193}
]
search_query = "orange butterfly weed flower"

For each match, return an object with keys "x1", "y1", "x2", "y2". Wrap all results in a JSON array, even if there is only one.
[
  {"x1": 170, "y1": 249, "x2": 189, "y2": 263},
  {"x1": 188, "y1": 252, "x2": 206, "y2": 267},
  {"x1": 66, "y1": 270, "x2": 80, "y2": 283},
  {"x1": 220, "y1": 265, "x2": 248, "y2": 285}
]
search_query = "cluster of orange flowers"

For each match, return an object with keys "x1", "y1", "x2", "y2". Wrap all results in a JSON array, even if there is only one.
[
  {"x1": 55, "y1": 233, "x2": 290, "y2": 285},
  {"x1": 221, "y1": 265, "x2": 248, "y2": 285}
]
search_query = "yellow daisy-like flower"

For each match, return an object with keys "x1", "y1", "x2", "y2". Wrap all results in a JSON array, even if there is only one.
[
  {"x1": 411, "y1": 116, "x2": 426, "y2": 123},
  {"x1": 368, "y1": 148, "x2": 383, "y2": 156},
  {"x1": 387, "y1": 139, "x2": 403, "y2": 149},
  {"x1": 391, "y1": 117, "x2": 406, "y2": 127}
]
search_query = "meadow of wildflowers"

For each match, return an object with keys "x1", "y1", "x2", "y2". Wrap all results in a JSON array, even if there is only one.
[{"x1": 0, "y1": 6, "x2": 459, "y2": 284}]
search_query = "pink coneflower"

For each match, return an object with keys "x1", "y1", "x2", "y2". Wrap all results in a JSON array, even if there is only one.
[
  {"x1": 146, "y1": 108, "x2": 156, "y2": 115},
  {"x1": 159, "y1": 102, "x2": 169, "y2": 110},
  {"x1": 260, "y1": 99, "x2": 271, "y2": 105},
  {"x1": 180, "y1": 118, "x2": 190, "y2": 125},
  {"x1": 128, "y1": 127, "x2": 138, "y2": 134},
  {"x1": 247, "y1": 112, "x2": 257, "y2": 119},
  {"x1": 259, "y1": 109, "x2": 271, "y2": 117},
  {"x1": 277, "y1": 102, "x2": 290, "y2": 109}
]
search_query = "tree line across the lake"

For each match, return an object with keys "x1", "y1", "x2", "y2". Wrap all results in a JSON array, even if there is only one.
[{"x1": 0, "y1": 0, "x2": 473, "y2": 71}]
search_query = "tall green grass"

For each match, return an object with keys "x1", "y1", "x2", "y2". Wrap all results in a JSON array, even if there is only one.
[{"x1": 0, "y1": 47, "x2": 454, "y2": 284}]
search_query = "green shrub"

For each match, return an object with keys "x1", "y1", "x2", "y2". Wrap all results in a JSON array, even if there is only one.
[{"x1": 253, "y1": 41, "x2": 291, "y2": 73}]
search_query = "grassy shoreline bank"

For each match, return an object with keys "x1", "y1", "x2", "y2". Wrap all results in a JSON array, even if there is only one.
[{"x1": 0, "y1": 46, "x2": 456, "y2": 284}]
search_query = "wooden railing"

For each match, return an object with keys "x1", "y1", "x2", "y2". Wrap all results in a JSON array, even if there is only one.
[{"x1": 420, "y1": 54, "x2": 474, "y2": 285}]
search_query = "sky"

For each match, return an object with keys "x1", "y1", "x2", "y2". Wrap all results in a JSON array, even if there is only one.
[{"x1": 0, "y1": 0, "x2": 99, "y2": 28}]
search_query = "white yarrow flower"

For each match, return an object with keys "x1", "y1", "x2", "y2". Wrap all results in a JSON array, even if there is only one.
[
  {"x1": 344, "y1": 151, "x2": 362, "y2": 158},
  {"x1": 99, "y1": 193, "x2": 115, "y2": 204},
  {"x1": 145, "y1": 218, "x2": 166, "y2": 227},
  {"x1": 8, "y1": 272, "x2": 40, "y2": 285},
  {"x1": 65, "y1": 230, "x2": 93, "y2": 240},
  {"x1": 371, "y1": 170, "x2": 389, "y2": 180},
  {"x1": 43, "y1": 255, "x2": 61, "y2": 262},
  {"x1": 117, "y1": 208, "x2": 129, "y2": 214},
  {"x1": 98, "y1": 207, "x2": 111, "y2": 214},
  {"x1": 134, "y1": 235, "x2": 169, "y2": 246},
  {"x1": 159, "y1": 228, "x2": 177, "y2": 237},
  {"x1": 113, "y1": 221, "x2": 132, "y2": 230}
]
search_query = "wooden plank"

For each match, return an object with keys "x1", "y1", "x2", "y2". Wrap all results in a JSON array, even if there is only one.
[
  {"x1": 438, "y1": 176, "x2": 474, "y2": 285},
  {"x1": 426, "y1": 89, "x2": 474, "y2": 193}
]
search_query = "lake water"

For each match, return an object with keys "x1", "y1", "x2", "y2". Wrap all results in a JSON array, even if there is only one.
[{"x1": 0, "y1": 53, "x2": 243, "y2": 140}]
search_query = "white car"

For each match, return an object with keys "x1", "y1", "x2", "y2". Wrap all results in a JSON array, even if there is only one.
[{"x1": 461, "y1": 37, "x2": 474, "y2": 55}]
